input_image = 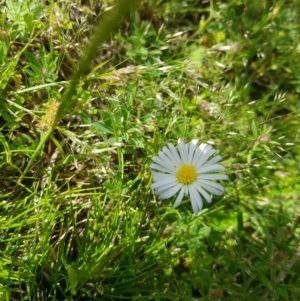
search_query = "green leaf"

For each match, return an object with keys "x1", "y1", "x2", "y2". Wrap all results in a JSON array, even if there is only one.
[
  {"x1": 251, "y1": 120, "x2": 258, "y2": 138},
  {"x1": 92, "y1": 122, "x2": 113, "y2": 135}
]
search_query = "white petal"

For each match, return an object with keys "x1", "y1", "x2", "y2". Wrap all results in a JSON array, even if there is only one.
[
  {"x1": 198, "y1": 179, "x2": 225, "y2": 195},
  {"x1": 197, "y1": 174, "x2": 228, "y2": 181},
  {"x1": 198, "y1": 164, "x2": 225, "y2": 173},
  {"x1": 162, "y1": 143, "x2": 182, "y2": 167},
  {"x1": 152, "y1": 174, "x2": 178, "y2": 186},
  {"x1": 189, "y1": 186, "x2": 203, "y2": 215},
  {"x1": 173, "y1": 188, "x2": 185, "y2": 208},
  {"x1": 194, "y1": 145, "x2": 216, "y2": 168},
  {"x1": 154, "y1": 185, "x2": 178, "y2": 194},
  {"x1": 152, "y1": 171, "x2": 171, "y2": 178},
  {"x1": 200, "y1": 155, "x2": 222, "y2": 167},
  {"x1": 152, "y1": 175, "x2": 178, "y2": 188},
  {"x1": 181, "y1": 185, "x2": 189, "y2": 197},
  {"x1": 151, "y1": 177, "x2": 178, "y2": 189},
  {"x1": 199, "y1": 143, "x2": 213, "y2": 154},
  {"x1": 150, "y1": 163, "x2": 174, "y2": 174},
  {"x1": 156, "y1": 184, "x2": 182, "y2": 199},
  {"x1": 167, "y1": 143, "x2": 182, "y2": 164},
  {"x1": 161, "y1": 146, "x2": 176, "y2": 163},
  {"x1": 191, "y1": 147, "x2": 205, "y2": 166},
  {"x1": 178, "y1": 140, "x2": 189, "y2": 164},
  {"x1": 187, "y1": 142, "x2": 197, "y2": 164},
  {"x1": 193, "y1": 182, "x2": 212, "y2": 203},
  {"x1": 155, "y1": 152, "x2": 177, "y2": 168},
  {"x1": 151, "y1": 155, "x2": 175, "y2": 172}
]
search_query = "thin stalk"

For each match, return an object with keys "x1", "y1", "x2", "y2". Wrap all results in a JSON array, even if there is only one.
[{"x1": 18, "y1": 0, "x2": 137, "y2": 184}]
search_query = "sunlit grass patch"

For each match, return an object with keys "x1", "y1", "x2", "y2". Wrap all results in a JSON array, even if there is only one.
[{"x1": 0, "y1": 0, "x2": 300, "y2": 300}]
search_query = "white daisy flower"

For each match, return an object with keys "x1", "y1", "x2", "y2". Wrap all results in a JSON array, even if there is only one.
[{"x1": 150, "y1": 139, "x2": 228, "y2": 215}]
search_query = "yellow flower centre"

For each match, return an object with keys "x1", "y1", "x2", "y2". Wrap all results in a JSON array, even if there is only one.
[{"x1": 176, "y1": 164, "x2": 197, "y2": 185}]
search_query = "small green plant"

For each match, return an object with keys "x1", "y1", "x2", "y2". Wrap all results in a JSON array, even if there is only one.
[{"x1": 4, "y1": 0, "x2": 43, "y2": 39}]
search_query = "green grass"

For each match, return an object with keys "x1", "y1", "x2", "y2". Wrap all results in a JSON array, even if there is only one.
[{"x1": 1, "y1": 0, "x2": 300, "y2": 300}]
